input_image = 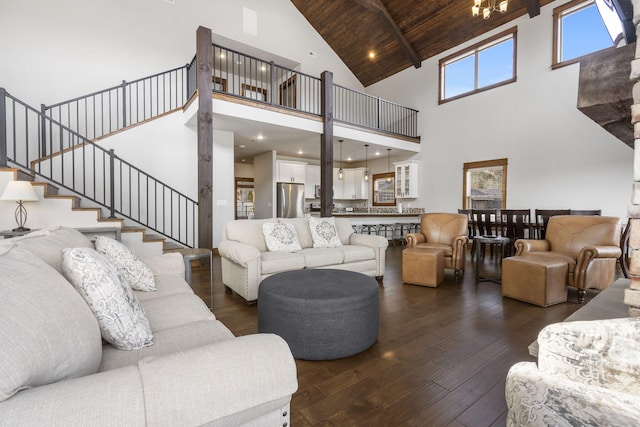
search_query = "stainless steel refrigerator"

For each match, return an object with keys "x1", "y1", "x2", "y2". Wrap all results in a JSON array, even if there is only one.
[{"x1": 277, "y1": 182, "x2": 305, "y2": 218}]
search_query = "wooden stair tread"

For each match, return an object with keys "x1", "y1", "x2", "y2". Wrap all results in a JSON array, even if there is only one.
[{"x1": 163, "y1": 242, "x2": 185, "y2": 251}]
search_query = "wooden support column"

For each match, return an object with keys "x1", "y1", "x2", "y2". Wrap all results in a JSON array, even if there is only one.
[
  {"x1": 196, "y1": 26, "x2": 213, "y2": 249},
  {"x1": 320, "y1": 71, "x2": 334, "y2": 218}
]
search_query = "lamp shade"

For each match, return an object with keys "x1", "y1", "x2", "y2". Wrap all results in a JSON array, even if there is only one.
[{"x1": 0, "y1": 181, "x2": 39, "y2": 202}]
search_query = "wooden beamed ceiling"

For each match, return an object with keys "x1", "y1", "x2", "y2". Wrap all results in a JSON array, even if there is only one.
[{"x1": 291, "y1": 0, "x2": 553, "y2": 87}]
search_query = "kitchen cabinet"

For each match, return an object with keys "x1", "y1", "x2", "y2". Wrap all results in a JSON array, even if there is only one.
[
  {"x1": 277, "y1": 160, "x2": 307, "y2": 183},
  {"x1": 394, "y1": 161, "x2": 419, "y2": 199},
  {"x1": 334, "y1": 167, "x2": 368, "y2": 200},
  {"x1": 305, "y1": 165, "x2": 320, "y2": 199}
]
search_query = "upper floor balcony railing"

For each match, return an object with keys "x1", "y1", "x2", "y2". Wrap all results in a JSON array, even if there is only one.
[{"x1": 211, "y1": 44, "x2": 419, "y2": 139}]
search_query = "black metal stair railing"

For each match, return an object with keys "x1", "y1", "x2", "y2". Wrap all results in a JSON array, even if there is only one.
[
  {"x1": 0, "y1": 88, "x2": 197, "y2": 247},
  {"x1": 42, "y1": 64, "x2": 194, "y2": 148}
]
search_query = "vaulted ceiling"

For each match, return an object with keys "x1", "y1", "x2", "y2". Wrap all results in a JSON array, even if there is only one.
[{"x1": 291, "y1": 0, "x2": 555, "y2": 87}]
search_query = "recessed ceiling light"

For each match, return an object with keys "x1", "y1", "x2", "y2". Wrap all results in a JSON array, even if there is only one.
[
  {"x1": 241, "y1": 159, "x2": 246, "y2": 162},
  {"x1": 238, "y1": 144, "x2": 246, "y2": 149},
  {"x1": 298, "y1": 150, "x2": 303, "y2": 155},
  {"x1": 261, "y1": 65, "x2": 266, "y2": 71},
  {"x1": 347, "y1": 157, "x2": 352, "y2": 162},
  {"x1": 368, "y1": 51, "x2": 376, "y2": 59},
  {"x1": 256, "y1": 134, "x2": 264, "y2": 140},
  {"x1": 375, "y1": 151, "x2": 381, "y2": 156},
  {"x1": 220, "y1": 52, "x2": 226, "y2": 59}
]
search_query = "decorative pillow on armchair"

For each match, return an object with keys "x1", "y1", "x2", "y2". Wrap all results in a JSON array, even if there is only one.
[
  {"x1": 262, "y1": 222, "x2": 302, "y2": 252},
  {"x1": 308, "y1": 216, "x2": 342, "y2": 248},
  {"x1": 62, "y1": 247, "x2": 153, "y2": 351},
  {"x1": 94, "y1": 235, "x2": 156, "y2": 292}
]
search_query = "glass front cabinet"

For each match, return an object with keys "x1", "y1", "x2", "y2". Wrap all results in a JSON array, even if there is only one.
[{"x1": 394, "y1": 161, "x2": 419, "y2": 199}]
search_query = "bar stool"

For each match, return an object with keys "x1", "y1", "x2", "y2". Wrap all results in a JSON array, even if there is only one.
[
  {"x1": 378, "y1": 224, "x2": 395, "y2": 246},
  {"x1": 410, "y1": 223, "x2": 420, "y2": 233},
  {"x1": 393, "y1": 223, "x2": 412, "y2": 247},
  {"x1": 360, "y1": 224, "x2": 378, "y2": 235}
]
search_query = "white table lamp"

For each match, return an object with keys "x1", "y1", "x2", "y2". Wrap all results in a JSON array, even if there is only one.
[{"x1": 0, "y1": 181, "x2": 39, "y2": 232}]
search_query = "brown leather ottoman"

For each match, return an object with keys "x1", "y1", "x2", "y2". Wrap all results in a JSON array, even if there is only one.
[
  {"x1": 502, "y1": 256, "x2": 569, "y2": 306},
  {"x1": 402, "y1": 247, "x2": 445, "y2": 287}
]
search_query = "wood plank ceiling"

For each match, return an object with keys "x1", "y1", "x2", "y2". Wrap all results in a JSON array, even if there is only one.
[{"x1": 291, "y1": 0, "x2": 555, "y2": 87}]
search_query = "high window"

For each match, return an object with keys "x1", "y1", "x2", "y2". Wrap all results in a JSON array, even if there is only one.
[
  {"x1": 439, "y1": 27, "x2": 517, "y2": 103},
  {"x1": 553, "y1": 0, "x2": 619, "y2": 67}
]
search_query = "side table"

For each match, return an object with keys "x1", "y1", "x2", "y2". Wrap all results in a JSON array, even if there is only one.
[
  {"x1": 474, "y1": 235, "x2": 510, "y2": 284},
  {"x1": 173, "y1": 248, "x2": 213, "y2": 309},
  {"x1": 0, "y1": 229, "x2": 39, "y2": 239}
]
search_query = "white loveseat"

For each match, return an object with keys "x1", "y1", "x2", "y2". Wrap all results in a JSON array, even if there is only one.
[
  {"x1": 218, "y1": 217, "x2": 388, "y2": 304},
  {"x1": 0, "y1": 227, "x2": 298, "y2": 426}
]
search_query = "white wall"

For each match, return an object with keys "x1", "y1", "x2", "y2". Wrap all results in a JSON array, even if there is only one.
[
  {"x1": 0, "y1": 0, "x2": 363, "y2": 108},
  {"x1": 253, "y1": 151, "x2": 276, "y2": 219},
  {"x1": 212, "y1": 130, "x2": 235, "y2": 246},
  {"x1": 366, "y1": 2, "x2": 632, "y2": 220}
]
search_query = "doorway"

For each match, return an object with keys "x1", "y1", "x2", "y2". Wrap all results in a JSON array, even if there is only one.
[{"x1": 235, "y1": 177, "x2": 255, "y2": 219}]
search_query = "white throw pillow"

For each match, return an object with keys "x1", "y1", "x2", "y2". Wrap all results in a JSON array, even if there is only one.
[
  {"x1": 308, "y1": 217, "x2": 343, "y2": 248},
  {"x1": 262, "y1": 222, "x2": 302, "y2": 252},
  {"x1": 94, "y1": 235, "x2": 156, "y2": 292},
  {"x1": 62, "y1": 247, "x2": 153, "y2": 351}
]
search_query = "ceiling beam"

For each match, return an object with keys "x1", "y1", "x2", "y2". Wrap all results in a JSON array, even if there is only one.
[
  {"x1": 353, "y1": 0, "x2": 422, "y2": 69},
  {"x1": 520, "y1": 0, "x2": 540, "y2": 17}
]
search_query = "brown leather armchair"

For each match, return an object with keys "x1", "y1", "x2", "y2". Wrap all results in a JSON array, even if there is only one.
[
  {"x1": 405, "y1": 213, "x2": 469, "y2": 276},
  {"x1": 513, "y1": 215, "x2": 621, "y2": 303}
]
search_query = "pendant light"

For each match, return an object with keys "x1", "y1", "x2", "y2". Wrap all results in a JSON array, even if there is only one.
[
  {"x1": 338, "y1": 139, "x2": 344, "y2": 180},
  {"x1": 386, "y1": 148, "x2": 392, "y2": 182},
  {"x1": 364, "y1": 144, "x2": 369, "y2": 182}
]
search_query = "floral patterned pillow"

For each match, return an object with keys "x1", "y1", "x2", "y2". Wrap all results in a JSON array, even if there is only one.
[
  {"x1": 308, "y1": 217, "x2": 342, "y2": 248},
  {"x1": 262, "y1": 222, "x2": 302, "y2": 252},
  {"x1": 62, "y1": 247, "x2": 153, "y2": 351},
  {"x1": 94, "y1": 236, "x2": 156, "y2": 292}
]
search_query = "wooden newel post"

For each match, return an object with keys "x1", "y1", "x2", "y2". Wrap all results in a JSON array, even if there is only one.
[
  {"x1": 196, "y1": 26, "x2": 214, "y2": 249},
  {"x1": 320, "y1": 71, "x2": 334, "y2": 218}
]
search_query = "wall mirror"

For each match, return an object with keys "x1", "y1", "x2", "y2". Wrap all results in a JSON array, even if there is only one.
[{"x1": 372, "y1": 172, "x2": 396, "y2": 206}]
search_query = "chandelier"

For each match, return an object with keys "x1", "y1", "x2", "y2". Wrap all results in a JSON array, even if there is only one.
[{"x1": 472, "y1": 0, "x2": 508, "y2": 19}]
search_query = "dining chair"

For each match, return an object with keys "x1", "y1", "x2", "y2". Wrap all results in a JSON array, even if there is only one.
[
  {"x1": 471, "y1": 209, "x2": 498, "y2": 259},
  {"x1": 499, "y1": 209, "x2": 531, "y2": 256},
  {"x1": 534, "y1": 209, "x2": 570, "y2": 240},
  {"x1": 457, "y1": 209, "x2": 474, "y2": 241},
  {"x1": 570, "y1": 209, "x2": 601, "y2": 216}
]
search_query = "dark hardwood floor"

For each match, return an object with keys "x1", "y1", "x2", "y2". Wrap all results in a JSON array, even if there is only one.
[{"x1": 189, "y1": 245, "x2": 593, "y2": 426}]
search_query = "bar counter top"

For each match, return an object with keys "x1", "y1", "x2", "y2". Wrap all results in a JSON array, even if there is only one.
[{"x1": 332, "y1": 212, "x2": 421, "y2": 217}]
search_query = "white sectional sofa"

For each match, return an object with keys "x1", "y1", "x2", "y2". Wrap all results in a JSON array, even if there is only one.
[
  {"x1": 218, "y1": 217, "x2": 388, "y2": 304},
  {"x1": 0, "y1": 227, "x2": 298, "y2": 426}
]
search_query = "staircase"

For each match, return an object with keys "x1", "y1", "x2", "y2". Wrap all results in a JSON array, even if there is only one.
[
  {"x1": 0, "y1": 167, "x2": 183, "y2": 255},
  {"x1": 0, "y1": 62, "x2": 197, "y2": 250}
]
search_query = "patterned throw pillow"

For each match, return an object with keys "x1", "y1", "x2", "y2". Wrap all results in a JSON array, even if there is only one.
[
  {"x1": 62, "y1": 247, "x2": 153, "y2": 351},
  {"x1": 262, "y1": 222, "x2": 302, "y2": 252},
  {"x1": 94, "y1": 235, "x2": 156, "y2": 292},
  {"x1": 308, "y1": 216, "x2": 342, "y2": 248}
]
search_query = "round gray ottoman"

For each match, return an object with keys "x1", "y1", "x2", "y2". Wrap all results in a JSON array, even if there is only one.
[{"x1": 258, "y1": 269, "x2": 380, "y2": 360}]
